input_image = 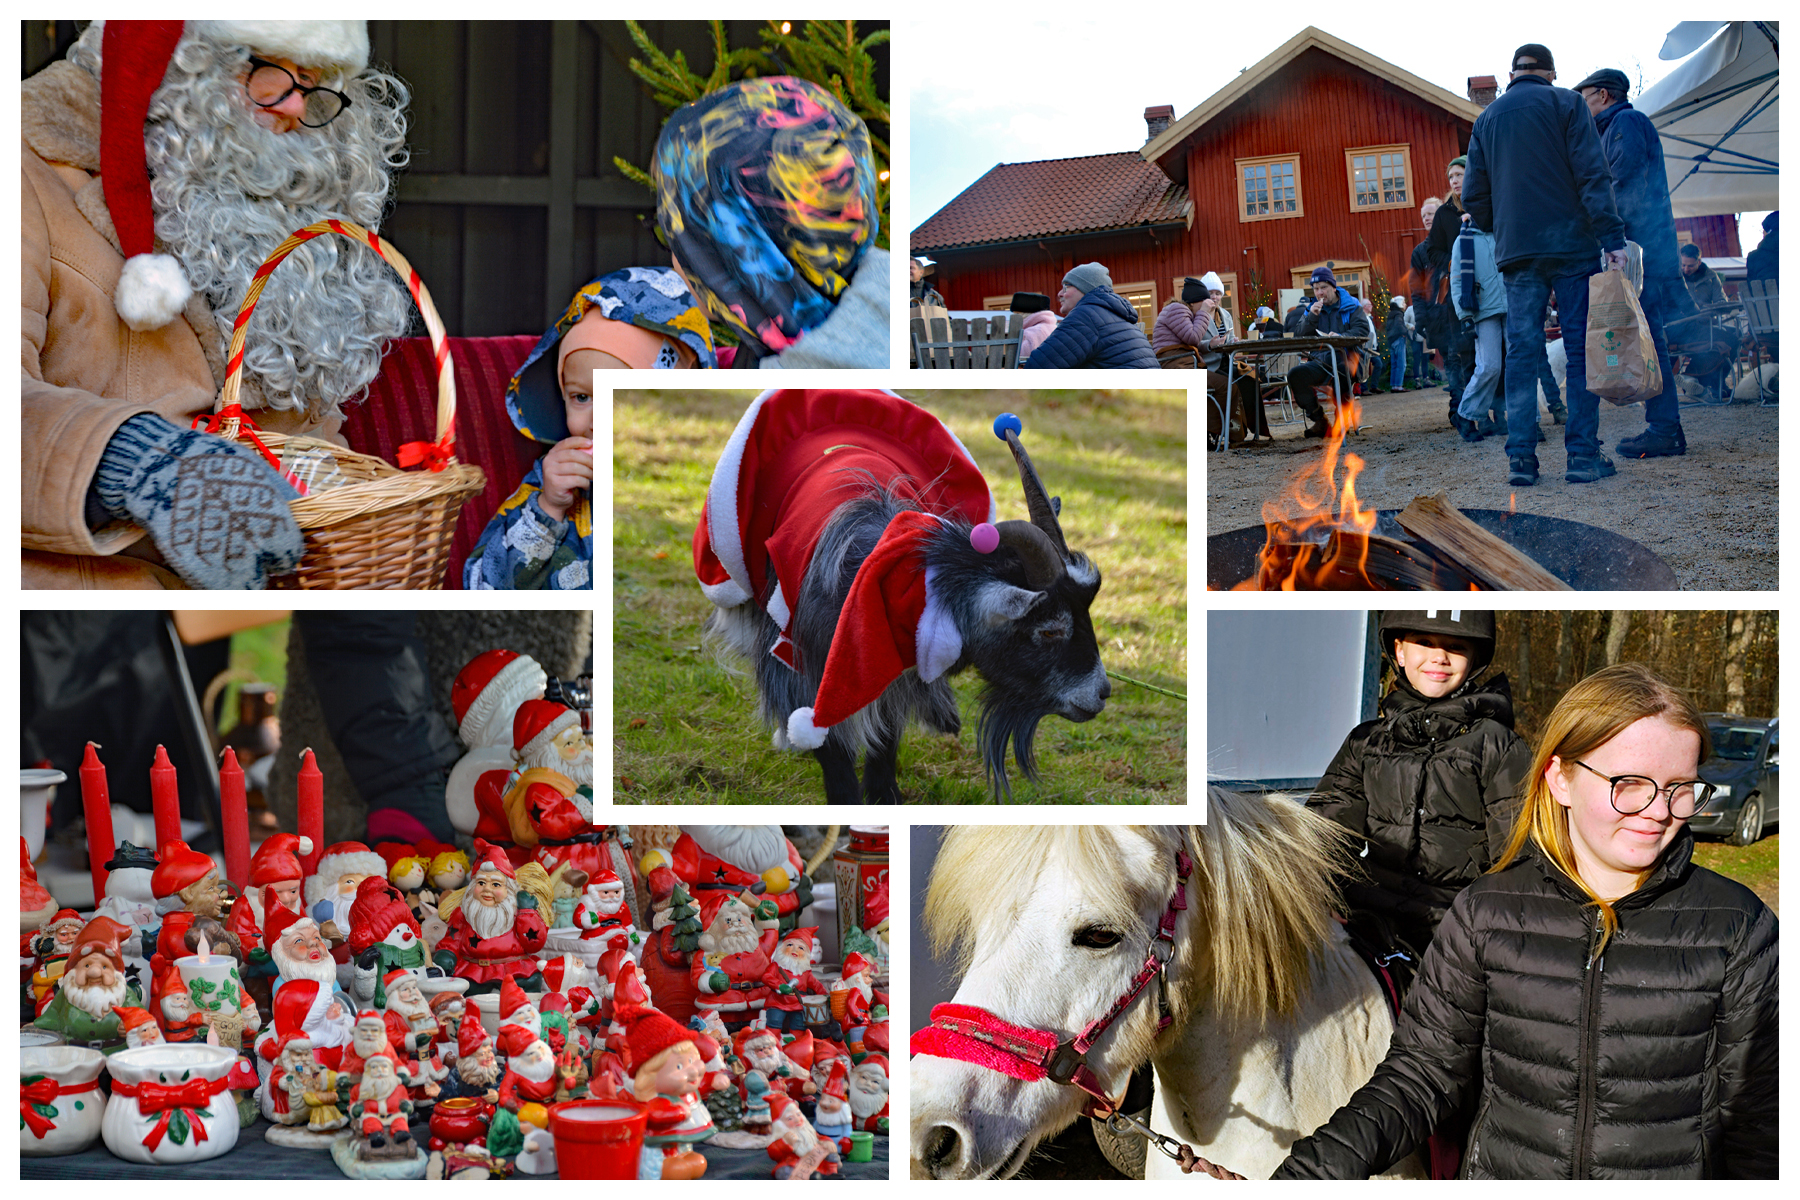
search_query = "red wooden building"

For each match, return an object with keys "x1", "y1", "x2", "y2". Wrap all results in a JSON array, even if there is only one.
[{"x1": 912, "y1": 27, "x2": 1741, "y2": 329}]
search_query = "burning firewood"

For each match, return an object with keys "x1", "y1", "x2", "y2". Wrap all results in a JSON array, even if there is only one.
[
  {"x1": 1396, "y1": 494, "x2": 1573, "y2": 591},
  {"x1": 1249, "y1": 525, "x2": 1480, "y2": 590}
]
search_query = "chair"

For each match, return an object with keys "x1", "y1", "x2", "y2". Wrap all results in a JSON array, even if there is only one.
[
  {"x1": 910, "y1": 313, "x2": 1024, "y2": 369},
  {"x1": 1260, "y1": 351, "x2": 1302, "y2": 426},
  {"x1": 1740, "y1": 279, "x2": 1779, "y2": 405}
]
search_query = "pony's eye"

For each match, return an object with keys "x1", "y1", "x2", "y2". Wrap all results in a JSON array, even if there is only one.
[{"x1": 1072, "y1": 926, "x2": 1122, "y2": 949}]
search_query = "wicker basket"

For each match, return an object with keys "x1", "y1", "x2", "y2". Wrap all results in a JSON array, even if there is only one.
[{"x1": 209, "y1": 220, "x2": 485, "y2": 589}]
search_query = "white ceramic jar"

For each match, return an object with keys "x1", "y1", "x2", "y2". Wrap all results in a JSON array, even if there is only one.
[
  {"x1": 102, "y1": 1043, "x2": 241, "y2": 1165},
  {"x1": 20, "y1": 1045, "x2": 107, "y2": 1156}
]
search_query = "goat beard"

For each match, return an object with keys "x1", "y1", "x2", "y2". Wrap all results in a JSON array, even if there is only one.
[
  {"x1": 463, "y1": 891, "x2": 518, "y2": 940},
  {"x1": 62, "y1": 974, "x2": 129, "y2": 1019},
  {"x1": 977, "y1": 690, "x2": 1050, "y2": 794},
  {"x1": 683, "y1": 825, "x2": 787, "y2": 873},
  {"x1": 127, "y1": 35, "x2": 415, "y2": 423}
]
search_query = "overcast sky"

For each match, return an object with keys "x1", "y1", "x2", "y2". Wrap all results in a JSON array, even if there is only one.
[{"x1": 906, "y1": 12, "x2": 1771, "y2": 251}]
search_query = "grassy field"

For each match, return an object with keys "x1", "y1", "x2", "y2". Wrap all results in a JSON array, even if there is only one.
[
  {"x1": 612, "y1": 388, "x2": 1189, "y2": 804},
  {"x1": 1692, "y1": 834, "x2": 1779, "y2": 914}
]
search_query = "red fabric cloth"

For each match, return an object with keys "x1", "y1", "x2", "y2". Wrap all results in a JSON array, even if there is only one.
[{"x1": 344, "y1": 335, "x2": 541, "y2": 588}]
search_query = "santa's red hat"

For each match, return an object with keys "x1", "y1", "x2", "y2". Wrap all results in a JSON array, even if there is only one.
[
  {"x1": 813, "y1": 1037, "x2": 848, "y2": 1063},
  {"x1": 112, "y1": 1005, "x2": 160, "y2": 1037},
  {"x1": 383, "y1": 968, "x2": 412, "y2": 994},
  {"x1": 70, "y1": 915, "x2": 131, "y2": 972},
  {"x1": 766, "y1": 1090, "x2": 796, "y2": 1121},
  {"x1": 840, "y1": 952, "x2": 875, "y2": 979},
  {"x1": 452, "y1": 649, "x2": 546, "y2": 745},
  {"x1": 852, "y1": 1053, "x2": 889, "y2": 1079},
  {"x1": 151, "y1": 840, "x2": 217, "y2": 899},
  {"x1": 47, "y1": 908, "x2": 85, "y2": 931},
  {"x1": 263, "y1": 902, "x2": 312, "y2": 949},
  {"x1": 93, "y1": 21, "x2": 369, "y2": 332},
  {"x1": 457, "y1": 1016, "x2": 488, "y2": 1061},
  {"x1": 513, "y1": 699, "x2": 579, "y2": 759},
  {"x1": 498, "y1": 976, "x2": 531, "y2": 1021},
  {"x1": 733, "y1": 1024, "x2": 779, "y2": 1061},
  {"x1": 783, "y1": 1029, "x2": 816, "y2": 1072},
  {"x1": 305, "y1": 842, "x2": 387, "y2": 907},
  {"x1": 373, "y1": 841, "x2": 416, "y2": 872},
  {"x1": 541, "y1": 954, "x2": 577, "y2": 994},
  {"x1": 498, "y1": 1022, "x2": 537, "y2": 1059},
  {"x1": 471, "y1": 840, "x2": 517, "y2": 883},
  {"x1": 539, "y1": 991, "x2": 571, "y2": 1017},
  {"x1": 824, "y1": 1058, "x2": 850, "y2": 1100},
  {"x1": 620, "y1": 1003, "x2": 694, "y2": 1070},
  {"x1": 272, "y1": 979, "x2": 320, "y2": 1039},
  {"x1": 778, "y1": 925, "x2": 817, "y2": 951},
  {"x1": 591, "y1": 869, "x2": 622, "y2": 889},
  {"x1": 248, "y1": 832, "x2": 310, "y2": 887}
]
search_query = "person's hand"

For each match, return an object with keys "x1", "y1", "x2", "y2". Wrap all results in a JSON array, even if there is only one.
[
  {"x1": 1604, "y1": 249, "x2": 1628, "y2": 272},
  {"x1": 1310, "y1": 300, "x2": 1324, "y2": 315},
  {"x1": 539, "y1": 435, "x2": 594, "y2": 521},
  {"x1": 1176, "y1": 1146, "x2": 1245, "y2": 1179}
]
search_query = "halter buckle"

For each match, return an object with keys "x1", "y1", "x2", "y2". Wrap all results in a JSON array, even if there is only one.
[{"x1": 1044, "y1": 1039, "x2": 1088, "y2": 1085}]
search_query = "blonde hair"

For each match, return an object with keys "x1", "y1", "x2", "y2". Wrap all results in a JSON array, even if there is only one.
[{"x1": 1491, "y1": 663, "x2": 1711, "y2": 951}]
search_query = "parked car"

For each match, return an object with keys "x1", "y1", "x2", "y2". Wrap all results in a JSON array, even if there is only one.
[{"x1": 1691, "y1": 715, "x2": 1778, "y2": 845}]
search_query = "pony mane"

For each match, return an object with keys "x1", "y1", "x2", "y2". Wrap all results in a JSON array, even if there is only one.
[{"x1": 925, "y1": 796, "x2": 1353, "y2": 1028}]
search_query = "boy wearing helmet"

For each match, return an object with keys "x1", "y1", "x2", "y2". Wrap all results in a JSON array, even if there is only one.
[{"x1": 1308, "y1": 611, "x2": 1532, "y2": 966}]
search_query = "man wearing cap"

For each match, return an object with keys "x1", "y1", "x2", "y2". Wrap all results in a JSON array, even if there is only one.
[
  {"x1": 1290, "y1": 266, "x2": 1374, "y2": 438},
  {"x1": 22, "y1": 21, "x2": 414, "y2": 588},
  {"x1": 1020, "y1": 262, "x2": 1159, "y2": 369},
  {"x1": 1463, "y1": 44, "x2": 1629, "y2": 487},
  {"x1": 1575, "y1": 68, "x2": 1688, "y2": 456}
]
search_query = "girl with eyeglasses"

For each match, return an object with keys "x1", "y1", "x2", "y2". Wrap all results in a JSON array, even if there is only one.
[{"x1": 1266, "y1": 662, "x2": 1778, "y2": 1179}]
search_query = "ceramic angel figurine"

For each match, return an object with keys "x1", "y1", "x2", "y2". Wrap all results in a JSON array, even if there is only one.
[{"x1": 622, "y1": 1004, "x2": 716, "y2": 1179}]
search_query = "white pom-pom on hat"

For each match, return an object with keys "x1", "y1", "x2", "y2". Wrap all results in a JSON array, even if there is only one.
[
  {"x1": 114, "y1": 253, "x2": 192, "y2": 331},
  {"x1": 297, "y1": 835, "x2": 314, "y2": 858},
  {"x1": 787, "y1": 707, "x2": 828, "y2": 751}
]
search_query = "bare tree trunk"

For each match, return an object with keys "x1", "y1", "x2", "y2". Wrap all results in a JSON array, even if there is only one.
[
  {"x1": 1515, "y1": 615, "x2": 1532, "y2": 700},
  {"x1": 1604, "y1": 611, "x2": 1631, "y2": 665},
  {"x1": 1555, "y1": 611, "x2": 1572, "y2": 684},
  {"x1": 1724, "y1": 611, "x2": 1753, "y2": 713}
]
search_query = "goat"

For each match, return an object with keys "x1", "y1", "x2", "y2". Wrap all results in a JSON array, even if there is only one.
[{"x1": 695, "y1": 389, "x2": 1108, "y2": 803}]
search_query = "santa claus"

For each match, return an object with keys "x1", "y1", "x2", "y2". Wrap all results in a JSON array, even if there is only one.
[
  {"x1": 153, "y1": 965, "x2": 208, "y2": 1043},
  {"x1": 227, "y1": 832, "x2": 310, "y2": 952},
  {"x1": 733, "y1": 1025, "x2": 810, "y2": 1100},
  {"x1": 307, "y1": 841, "x2": 389, "y2": 944},
  {"x1": 111, "y1": 1005, "x2": 165, "y2": 1050},
  {"x1": 152, "y1": 840, "x2": 229, "y2": 919},
  {"x1": 848, "y1": 1055, "x2": 888, "y2": 1133},
  {"x1": 439, "y1": 1020, "x2": 501, "y2": 1104},
  {"x1": 573, "y1": 871, "x2": 638, "y2": 952},
  {"x1": 340, "y1": 1009, "x2": 404, "y2": 1085},
  {"x1": 495, "y1": 975, "x2": 542, "y2": 1058},
  {"x1": 641, "y1": 826, "x2": 808, "y2": 925},
  {"x1": 832, "y1": 951, "x2": 879, "y2": 1052},
  {"x1": 429, "y1": 991, "x2": 468, "y2": 1057},
  {"x1": 497, "y1": 1037, "x2": 560, "y2": 1112},
  {"x1": 438, "y1": 845, "x2": 548, "y2": 993},
  {"x1": 766, "y1": 1091, "x2": 842, "y2": 1179},
  {"x1": 258, "y1": 976, "x2": 349, "y2": 1115},
  {"x1": 33, "y1": 916, "x2": 141, "y2": 1051},
  {"x1": 27, "y1": 908, "x2": 86, "y2": 1012},
  {"x1": 353, "y1": 1053, "x2": 414, "y2": 1148},
  {"x1": 446, "y1": 649, "x2": 547, "y2": 832},
  {"x1": 689, "y1": 893, "x2": 778, "y2": 1019},
  {"x1": 264, "y1": 907, "x2": 355, "y2": 1057},
  {"x1": 765, "y1": 925, "x2": 828, "y2": 1032}
]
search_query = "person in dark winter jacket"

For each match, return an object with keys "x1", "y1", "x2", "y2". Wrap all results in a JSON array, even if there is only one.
[
  {"x1": 1288, "y1": 266, "x2": 1373, "y2": 437},
  {"x1": 1308, "y1": 611, "x2": 1531, "y2": 961},
  {"x1": 1382, "y1": 297, "x2": 1411, "y2": 392},
  {"x1": 1744, "y1": 211, "x2": 1777, "y2": 284},
  {"x1": 1464, "y1": 44, "x2": 1628, "y2": 488},
  {"x1": 1426, "y1": 160, "x2": 1478, "y2": 413},
  {"x1": 1673, "y1": 245, "x2": 1743, "y2": 402},
  {"x1": 1021, "y1": 262, "x2": 1158, "y2": 369},
  {"x1": 1578, "y1": 69, "x2": 1687, "y2": 458},
  {"x1": 1275, "y1": 662, "x2": 1778, "y2": 1179}
]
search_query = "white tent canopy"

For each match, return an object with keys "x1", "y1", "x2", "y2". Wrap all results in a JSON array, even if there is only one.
[{"x1": 1637, "y1": 21, "x2": 1779, "y2": 218}]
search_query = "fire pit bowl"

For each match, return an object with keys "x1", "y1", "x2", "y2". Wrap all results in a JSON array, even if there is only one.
[{"x1": 1209, "y1": 509, "x2": 1679, "y2": 590}]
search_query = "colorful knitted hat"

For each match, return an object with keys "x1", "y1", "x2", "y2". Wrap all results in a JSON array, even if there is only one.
[{"x1": 505, "y1": 267, "x2": 715, "y2": 444}]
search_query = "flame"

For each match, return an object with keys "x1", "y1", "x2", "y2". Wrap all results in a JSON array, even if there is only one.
[
  {"x1": 197, "y1": 931, "x2": 211, "y2": 964},
  {"x1": 1240, "y1": 393, "x2": 1383, "y2": 589},
  {"x1": 1508, "y1": 492, "x2": 1517, "y2": 514}
]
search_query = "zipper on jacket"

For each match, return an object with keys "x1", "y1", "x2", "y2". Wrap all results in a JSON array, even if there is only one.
[
  {"x1": 1573, "y1": 911, "x2": 1604, "y2": 1178},
  {"x1": 1405, "y1": 741, "x2": 1438, "y2": 872}
]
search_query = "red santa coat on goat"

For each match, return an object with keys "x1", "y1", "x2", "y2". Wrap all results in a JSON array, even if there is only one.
[{"x1": 692, "y1": 389, "x2": 995, "y2": 747}]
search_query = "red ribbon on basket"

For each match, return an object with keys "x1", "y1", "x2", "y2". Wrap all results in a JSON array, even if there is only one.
[
  {"x1": 192, "y1": 404, "x2": 310, "y2": 497},
  {"x1": 20, "y1": 1076, "x2": 99, "y2": 1139},
  {"x1": 110, "y1": 1075, "x2": 231, "y2": 1151},
  {"x1": 397, "y1": 433, "x2": 455, "y2": 472}
]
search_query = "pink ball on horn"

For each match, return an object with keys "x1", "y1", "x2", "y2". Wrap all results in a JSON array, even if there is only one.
[{"x1": 970, "y1": 522, "x2": 1000, "y2": 554}]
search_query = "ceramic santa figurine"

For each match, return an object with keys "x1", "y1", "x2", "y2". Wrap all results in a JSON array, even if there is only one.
[
  {"x1": 266, "y1": 1031, "x2": 350, "y2": 1146},
  {"x1": 227, "y1": 833, "x2": 310, "y2": 953},
  {"x1": 262, "y1": 907, "x2": 356, "y2": 1060},
  {"x1": 382, "y1": 969, "x2": 439, "y2": 1056},
  {"x1": 27, "y1": 908, "x2": 85, "y2": 1014},
  {"x1": 734, "y1": 1025, "x2": 811, "y2": 1102},
  {"x1": 152, "y1": 840, "x2": 229, "y2": 920},
  {"x1": 496, "y1": 1037, "x2": 560, "y2": 1112},
  {"x1": 572, "y1": 871, "x2": 640, "y2": 954},
  {"x1": 622, "y1": 1002, "x2": 715, "y2": 1180},
  {"x1": 112, "y1": 1004, "x2": 164, "y2": 1050},
  {"x1": 429, "y1": 991, "x2": 467, "y2": 1059},
  {"x1": 340, "y1": 1010, "x2": 404, "y2": 1086},
  {"x1": 34, "y1": 916, "x2": 142, "y2": 1052},
  {"x1": 152, "y1": 963, "x2": 209, "y2": 1043},
  {"x1": 464, "y1": 700, "x2": 600, "y2": 881},
  {"x1": 765, "y1": 1091, "x2": 842, "y2": 1178},
  {"x1": 641, "y1": 826, "x2": 809, "y2": 926},
  {"x1": 346, "y1": 875, "x2": 428, "y2": 1007},
  {"x1": 832, "y1": 951, "x2": 878, "y2": 1052},
  {"x1": 848, "y1": 1054, "x2": 889, "y2": 1133},
  {"x1": 307, "y1": 841, "x2": 386, "y2": 940},
  {"x1": 446, "y1": 649, "x2": 548, "y2": 837},
  {"x1": 338, "y1": 1052, "x2": 426, "y2": 1176},
  {"x1": 689, "y1": 893, "x2": 778, "y2": 1021},
  {"x1": 436, "y1": 844, "x2": 549, "y2": 994},
  {"x1": 439, "y1": 1020, "x2": 502, "y2": 1105},
  {"x1": 764, "y1": 925, "x2": 828, "y2": 1033},
  {"x1": 813, "y1": 1059, "x2": 853, "y2": 1139},
  {"x1": 495, "y1": 975, "x2": 542, "y2": 1058},
  {"x1": 21, "y1": 836, "x2": 57, "y2": 933}
]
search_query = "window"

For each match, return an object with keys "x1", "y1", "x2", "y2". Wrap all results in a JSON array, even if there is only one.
[
  {"x1": 1289, "y1": 261, "x2": 1369, "y2": 298},
  {"x1": 1344, "y1": 145, "x2": 1412, "y2": 212},
  {"x1": 1113, "y1": 280, "x2": 1158, "y2": 336},
  {"x1": 1237, "y1": 154, "x2": 1303, "y2": 222},
  {"x1": 983, "y1": 295, "x2": 1012, "y2": 311}
]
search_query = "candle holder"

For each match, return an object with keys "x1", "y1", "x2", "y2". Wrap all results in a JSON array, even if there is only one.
[
  {"x1": 103, "y1": 1043, "x2": 240, "y2": 1164},
  {"x1": 21, "y1": 1046, "x2": 107, "y2": 1157},
  {"x1": 20, "y1": 768, "x2": 64, "y2": 861}
]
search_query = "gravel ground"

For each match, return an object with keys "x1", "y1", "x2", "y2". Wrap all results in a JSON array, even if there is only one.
[{"x1": 1206, "y1": 386, "x2": 1778, "y2": 590}]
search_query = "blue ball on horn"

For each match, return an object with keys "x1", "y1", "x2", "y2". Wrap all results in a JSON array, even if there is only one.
[{"x1": 992, "y1": 412, "x2": 1023, "y2": 440}]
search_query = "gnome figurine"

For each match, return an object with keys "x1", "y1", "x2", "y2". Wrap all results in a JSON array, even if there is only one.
[{"x1": 622, "y1": 1002, "x2": 716, "y2": 1179}]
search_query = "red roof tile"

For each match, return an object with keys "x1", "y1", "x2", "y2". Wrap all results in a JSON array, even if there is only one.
[{"x1": 912, "y1": 152, "x2": 1190, "y2": 251}]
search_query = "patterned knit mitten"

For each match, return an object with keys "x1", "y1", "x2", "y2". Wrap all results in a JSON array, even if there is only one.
[{"x1": 93, "y1": 413, "x2": 304, "y2": 590}]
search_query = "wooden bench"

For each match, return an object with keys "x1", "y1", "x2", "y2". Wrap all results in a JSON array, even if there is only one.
[{"x1": 911, "y1": 312, "x2": 1024, "y2": 369}]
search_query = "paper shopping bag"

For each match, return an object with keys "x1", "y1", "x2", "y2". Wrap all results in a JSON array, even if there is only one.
[{"x1": 1586, "y1": 270, "x2": 1662, "y2": 402}]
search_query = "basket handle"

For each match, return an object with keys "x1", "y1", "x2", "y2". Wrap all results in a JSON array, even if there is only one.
[{"x1": 215, "y1": 219, "x2": 458, "y2": 468}]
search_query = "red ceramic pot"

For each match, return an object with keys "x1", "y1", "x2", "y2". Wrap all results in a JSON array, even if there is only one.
[
  {"x1": 430, "y1": 1096, "x2": 490, "y2": 1147},
  {"x1": 548, "y1": 1098, "x2": 647, "y2": 1180}
]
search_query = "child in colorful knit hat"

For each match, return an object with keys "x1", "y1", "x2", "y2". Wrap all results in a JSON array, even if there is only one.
[{"x1": 464, "y1": 266, "x2": 714, "y2": 589}]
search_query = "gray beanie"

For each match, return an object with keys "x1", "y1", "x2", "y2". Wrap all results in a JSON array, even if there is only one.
[{"x1": 1063, "y1": 262, "x2": 1113, "y2": 294}]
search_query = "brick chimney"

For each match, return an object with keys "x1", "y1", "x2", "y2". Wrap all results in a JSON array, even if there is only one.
[
  {"x1": 1467, "y1": 76, "x2": 1498, "y2": 108},
  {"x1": 1144, "y1": 104, "x2": 1175, "y2": 141}
]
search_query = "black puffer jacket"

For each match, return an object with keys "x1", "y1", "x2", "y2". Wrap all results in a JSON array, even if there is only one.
[
  {"x1": 1309, "y1": 675, "x2": 1531, "y2": 949},
  {"x1": 1275, "y1": 831, "x2": 1779, "y2": 1178}
]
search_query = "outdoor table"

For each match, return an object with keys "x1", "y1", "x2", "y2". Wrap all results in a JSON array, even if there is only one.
[{"x1": 1213, "y1": 334, "x2": 1366, "y2": 454}]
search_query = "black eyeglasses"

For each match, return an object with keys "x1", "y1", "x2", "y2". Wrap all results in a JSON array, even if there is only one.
[
  {"x1": 1571, "y1": 760, "x2": 1714, "y2": 819},
  {"x1": 246, "y1": 57, "x2": 351, "y2": 128}
]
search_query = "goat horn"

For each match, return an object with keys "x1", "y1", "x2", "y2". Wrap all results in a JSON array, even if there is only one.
[
  {"x1": 994, "y1": 520, "x2": 1064, "y2": 591},
  {"x1": 1001, "y1": 430, "x2": 1070, "y2": 557}
]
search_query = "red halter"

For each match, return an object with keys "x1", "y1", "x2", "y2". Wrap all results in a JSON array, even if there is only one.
[{"x1": 913, "y1": 849, "x2": 1193, "y2": 1117}]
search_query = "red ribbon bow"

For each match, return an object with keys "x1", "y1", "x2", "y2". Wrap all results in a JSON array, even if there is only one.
[
  {"x1": 20, "y1": 1076, "x2": 99, "y2": 1139},
  {"x1": 112, "y1": 1075, "x2": 230, "y2": 1151},
  {"x1": 396, "y1": 435, "x2": 454, "y2": 472}
]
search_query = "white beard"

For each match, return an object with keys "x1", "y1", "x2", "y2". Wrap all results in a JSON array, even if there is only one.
[
  {"x1": 773, "y1": 945, "x2": 810, "y2": 974},
  {"x1": 388, "y1": 992, "x2": 434, "y2": 1031},
  {"x1": 778, "y1": 1119, "x2": 816, "y2": 1152},
  {"x1": 63, "y1": 974, "x2": 129, "y2": 1019},
  {"x1": 684, "y1": 825, "x2": 786, "y2": 873},
  {"x1": 359, "y1": 1071, "x2": 400, "y2": 1102},
  {"x1": 352, "y1": 1026, "x2": 390, "y2": 1060},
  {"x1": 584, "y1": 891, "x2": 623, "y2": 917},
  {"x1": 464, "y1": 891, "x2": 518, "y2": 940},
  {"x1": 272, "y1": 938, "x2": 337, "y2": 985},
  {"x1": 699, "y1": 922, "x2": 759, "y2": 957},
  {"x1": 503, "y1": 1008, "x2": 541, "y2": 1037},
  {"x1": 524, "y1": 739, "x2": 592, "y2": 788},
  {"x1": 848, "y1": 1076, "x2": 888, "y2": 1120},
  {"x1": 816, "y1": 1094, "x2": 849, "y2": 1122},
  {"x1": 512, "y1": 1047, "x2": 556, "y2": 1083}
]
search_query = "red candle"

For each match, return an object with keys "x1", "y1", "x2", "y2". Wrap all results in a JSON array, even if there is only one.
[
  {"x1": 219, "y1": 748, "x2": 249, "y2": 893},
  {"x1": 150, "y1": 743, "x2": 181, "y2": 852},
  {"x1": 297, "y1": 749, "x2": 323, "y2": 878},
  {"x1": 79, "y1": 742, "x2": 116, "y2": 907}
]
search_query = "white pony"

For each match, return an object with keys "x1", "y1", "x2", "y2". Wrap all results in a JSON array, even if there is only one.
[{"x1": 911, "y1": 789, "x2": 1425, "y2": 1179}]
